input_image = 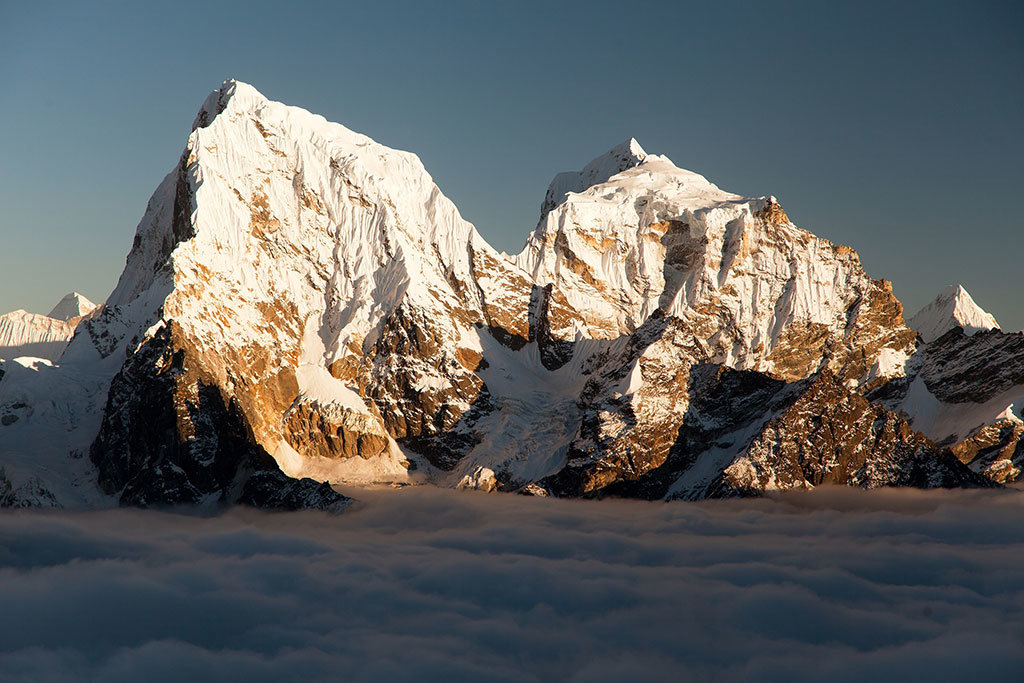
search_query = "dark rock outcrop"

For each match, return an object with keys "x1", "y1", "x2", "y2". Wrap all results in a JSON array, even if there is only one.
[{"x1": 90, "y1": 324, "x2": 349, "y2": 511}]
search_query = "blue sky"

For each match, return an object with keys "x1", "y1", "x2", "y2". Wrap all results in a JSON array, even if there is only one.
[{"x1": 1, "y1": 0, "x2": 1021, "y2": 328}]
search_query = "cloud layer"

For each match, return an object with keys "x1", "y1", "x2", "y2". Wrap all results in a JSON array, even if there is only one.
[{"x1": 2, "y1": 487, "x2": 1024, "y2": 682}]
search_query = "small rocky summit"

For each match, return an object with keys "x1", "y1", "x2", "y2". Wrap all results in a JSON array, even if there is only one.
[{"x1": 0, "y1": 80, "x2": 1018, "y2": 510}]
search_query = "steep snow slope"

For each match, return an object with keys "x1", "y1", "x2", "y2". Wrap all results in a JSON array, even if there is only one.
[
  {"x1": 79, "y1": 79, "x2": 555, "y2": 504},
  {"x1": 0, "y1": 291, "x2": 107, "y2": 506},
  {"x1": 0, "y1": 355, "x2": 113, "y2": 507},
  {"x1": 908, "y1": 284, "x2": 999, "y2": 343}
]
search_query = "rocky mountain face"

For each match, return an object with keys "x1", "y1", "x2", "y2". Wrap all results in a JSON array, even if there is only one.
[
  {"x1": 516, "y1": 155, "x2": 917, "y2": 388},
  {"x1": 547, "y1": 362, "x2": 992, "y2": 500},
  {"x1": 0, "y1": 80, "x2": 1016, "y2": 508}
]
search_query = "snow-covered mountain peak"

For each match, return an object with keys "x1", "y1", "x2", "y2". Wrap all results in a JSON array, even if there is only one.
[
  {"x1": 539, "y1": 138, "x2": 649, "y2": 222},
  {"x1": 518, "y1": 141, "x2": 913, "y2": 383},
  {"x1": 0, "y1": 292, "x2": 97, "y2": 362},
  {"x1": 582, "y1": 137, "x2": 648, "y2": 178},
  {"x1": 579, "y1": 153, "x2": 734, "y2": 207},
  {"x1": 908, "y1": 284, "x2": 1000, "y2": 343},
  {"x1": 0, "y1": 310, "x2": 75, "y2": 362},
  {"x1": 191, "y1": 79, "x2": 263, "y2": 130},
  {"x1": 47, "y1": 292, "x2": 97, "y2": 321},
  {"x1": 5, "y1": 79, "x2": 1005, "y2": 508}
]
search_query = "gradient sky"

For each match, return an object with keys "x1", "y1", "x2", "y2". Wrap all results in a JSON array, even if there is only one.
[{"x1": 1, "y1": 1, "x2": 1021, "y2": 328}]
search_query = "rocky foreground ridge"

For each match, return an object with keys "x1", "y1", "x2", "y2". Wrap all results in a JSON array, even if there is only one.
[{"x1": 0, "y1": 80, "x2": 1019, "y2": 508}]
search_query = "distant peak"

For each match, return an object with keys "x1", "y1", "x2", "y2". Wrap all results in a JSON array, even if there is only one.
[
  {"x1": 937, "y1": 284, "x2": 980, "y2": 307},
  {"x1": 47, "y1": 292, "x2": 98, "y2": 321},
  {"x1": 908, "y1": 283, "x2": 999, "y2": 343}
]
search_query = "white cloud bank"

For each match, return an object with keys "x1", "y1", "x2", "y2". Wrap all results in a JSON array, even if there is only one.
[{"x1": 2, "y1": 487, "x2": 1024, "y2": 682}]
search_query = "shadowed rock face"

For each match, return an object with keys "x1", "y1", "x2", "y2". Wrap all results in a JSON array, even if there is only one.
[
  {"x1": 0, "y1": 467, "x2": 60, "y2": 508},
  {"x1": 90, "y1": 323, "x2": 348, "y2": 511},
  {"x1": 924, "y1": 330, "x2": 1024, "y2": 481},
  {"x1": 541, "y1": 313, "x2": 710, "y2": 496},
  {"x1": 568, "y1": 364, "x2": 791, "y2": 500},
  {"x1": 72, "y1": 80, "x2": 1013, "y2": 508}
]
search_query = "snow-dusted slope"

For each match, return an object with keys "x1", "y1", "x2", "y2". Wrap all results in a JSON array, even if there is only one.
[
  {"x1": 0, "y1": 311, "x2": 74, "y2": 361},
  {"x1": 858, "y1": 286, "x2": 1021, "y2": 483},
  {"x1": 908, "y1": 284, "x2": 999, "y2": 343},
  {"x1": 870, "y1": 327, "x2": 1024, "y2": 483}
]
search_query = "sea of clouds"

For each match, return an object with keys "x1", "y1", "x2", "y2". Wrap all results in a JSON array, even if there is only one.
[{"x1": 2, "y1": 486, "x2": 1023, "y2": 682}]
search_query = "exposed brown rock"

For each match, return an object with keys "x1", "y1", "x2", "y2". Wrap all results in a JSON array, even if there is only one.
[
  {"x1": 283, "y1": 400, "x2": 391, "y2": 460},
  {"x1": 83, "y1": 81, "x2": 1009, "y2": 509},
  {"x1": 249, "y1": 189, "x2": 282, "y2": 238},
  {"x1": 89, "y1": 322, "x2": 347, "y2": 510},
  {"x1": 468, "y1": 243, "x2": 531, "y2": 348},
  {"x1": 717, "y1": 371, "x2": 990, "y2": 495},
  {"x1": 363, "y1": 303, "x2": 486, "y2": 440},
  {"x1": 543, "y1": 314, "x2": 708, "y2": 496},
  {"x1": 951, "y1": 419, "x2": 1023, "y2": 483},
  {"x1": 758, "y1": 197, "x2": 790, "y2": 227},
  {"x1": 554, "y1": 231, "x2": 606, "y2": 292}
]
